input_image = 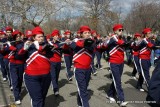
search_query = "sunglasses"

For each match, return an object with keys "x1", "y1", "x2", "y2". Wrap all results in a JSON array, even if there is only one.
[{"x1": 118, "y1": 29, "x2": 124, "y2": 32}]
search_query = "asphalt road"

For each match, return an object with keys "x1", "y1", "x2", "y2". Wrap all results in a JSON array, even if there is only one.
[{"x1": 0, "y1": 58, "x2": 155, "y2": 107}]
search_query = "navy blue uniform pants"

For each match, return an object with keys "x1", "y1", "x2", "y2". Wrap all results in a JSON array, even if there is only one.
[
  {"x1": 9, "y1": 63, "x2": 24, "y2": 101},
  {"x1": 95, "y1": 51, "x2": 102, "y2": 68},
  {"x1": 126, "y1": 50, "x2": 132, "y2": 65},
  {"x1": 74, "y1": 68, "x2": 91, "y2": 107},
  {"x1": 50, "y1": 62, "x2": 61, "y2": 93},
  {"x1": 24, "y1": 73, "x2": 51, "y2": 107},
  {"x1": 107, "y1": 63, "x2": 125, "y2": 102},
  {"x1": 137, "y1": 59, "x2": 151, "y2": 89},
  {"x1": 132, "y1": 55, "x2": 141, "y2": 76},
  {"x1": 64, "y1": 55, "x2": 73, "y2": 78},
  {"x1": 91, "y1": 53, "x2": 96, "y2": 73},
  {"x1": 4, "y1": 58, "x2": 12, "y2": 86},
  {"x1": 0, "y1": 57, "x2": 7, "y2": 78}
]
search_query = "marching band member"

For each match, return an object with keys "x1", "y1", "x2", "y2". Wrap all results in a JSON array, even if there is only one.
[
  {"x1": 131, "y1": 33, "x2": 142, "y2": 80},
  {"x1": 95, "y1": 35, "x2": 103, "y2": 69},
  {"x1": 105, "y1": 24, "x2": 128, "y2": 106},
  {"x1": 5, "y1": 26, "x2": 13, "y2": 39},
  {"x1": 137, "y1": 28, "x2": 154, "y2": 91},
  {"x1": 6, "y1": 30, "x2": 25, "y2": 104},
  {"x1": 69, "y1": 25, "x2": 94, "y2": 107},
  {"x1": 62, "y1": 30, "x2": 73, "y2": 81},
  {"x1": 76, "y1": 30, "x2": 81, "y2": 39},
  {"x1": 3, "y1": 26, "x2": 14, "y2": 90},
  {"x1": 25, "y1": 30, "x2": 33, "y2": 41},
  {"x1": 49, "y1": 29, "x2": 63, "y2": 96},
  {"x1": 90, "y1": 30, "x2": 97, "y2": 75},
  {"x1": 125, "y1": 35, "x2": 132, "y2": 65},
  {"x1": 46, "y1": 34, "x2": 51, "y2": 43},
  {"x1": 20, "y1": 26, "x2": 52, "y2": 107},
  {"x1": 0, "y1": 31, "x2": 8, "y2": 81}
]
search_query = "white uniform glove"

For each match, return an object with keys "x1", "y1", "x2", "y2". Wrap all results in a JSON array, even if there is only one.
[
  {"x1": 6, "y1": 41, "x2": 11, "y2": 47},
  {"x1": 48, "y1": 41, "x2": 53, "y2": 46},
  {"x1": 65, "y1": 39, "x2": 72, "y2": 45},
  {"x1": 24, "y1": 41, "x2": 31, "y2": 50},
  {"x1": 104, "y1": 36, "x2": 110, "y2": 45},
  {"x1": 73, "y1": 38, "x2": 79, "y2": 42},
  {"x1": 33, "y1": 41, "x2": 39, "y2": 50},
  {"x1": 134, "y1": 40, "x2": 139, "y2": 46}
]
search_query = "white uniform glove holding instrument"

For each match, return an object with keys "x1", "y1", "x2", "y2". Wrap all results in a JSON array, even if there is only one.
[
  {"x1": 65, "y1": 39, "x2": 72, "y2": 45},
  {"x1": 24, "y1": 41, "x2": 31, "y2": 50},
  {"x1": 6, "y1": 41, "x2": 11, "y2": 47},
  {"x1": 33, "y1": 41, "x2": 39, "y2": 50}
]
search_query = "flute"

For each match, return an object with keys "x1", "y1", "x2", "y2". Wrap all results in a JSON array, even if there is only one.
[
  {"x1": 58, "y1": 38, "x2": 90, "y2": 45},
  {"x1": 0, "y1": 39, "x2": 23, "y2": 45}
]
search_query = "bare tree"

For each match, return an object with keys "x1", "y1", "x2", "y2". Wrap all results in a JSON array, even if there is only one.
[
  {"x1": 124, "y1": 0, "x2": 160, "y2": 33},
  {"x1": 82, "y1": 0, "x2": 112, "y2": 31},
  {"x1": 100, "y1": 10, "x2": 119, "y2": 35},
  {"x1": 0, "y1": 0, "x2": 65, "y2": 31}
]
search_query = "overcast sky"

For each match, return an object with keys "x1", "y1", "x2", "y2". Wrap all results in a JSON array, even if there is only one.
[
  {"x1": 56, "y1": 0, "x2": 139, "y2": 19},
  {"x1": 111, "y1": 0, "x2": 138, "y2": 11},
  {"x1": 110, "y1": 0, "x2": 138, "y2": 17}
]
